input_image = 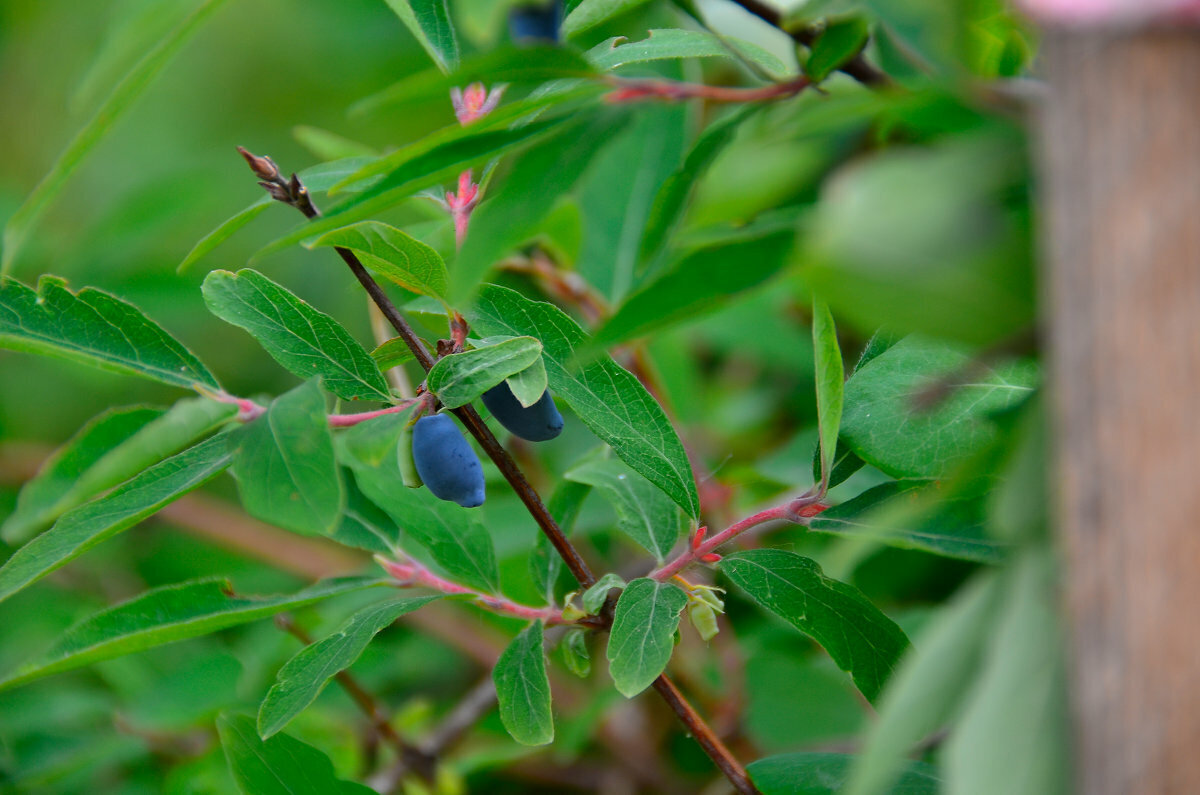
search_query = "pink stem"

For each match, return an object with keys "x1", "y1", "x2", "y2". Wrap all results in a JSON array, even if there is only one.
[
  {"x1": 208, "y1": 391, "x2": 429, "y2": 428},
  {"x1": 377, "y1": 555, "x2": 564, "y2": 624},
  {"x1": 327, "y1": 397, "x2": 426, "y2": 427},
  {"x1": 606, "y1": 75, "x2": 810, "y2": 105}
]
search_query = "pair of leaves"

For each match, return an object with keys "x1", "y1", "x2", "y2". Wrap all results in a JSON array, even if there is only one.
[{"x1": 427, "y1": 336, "x2": 544, "y2": 409}]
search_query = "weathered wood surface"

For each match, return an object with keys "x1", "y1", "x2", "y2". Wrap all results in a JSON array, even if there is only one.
[{"x1": 1039, "y1": 29, "x2": 1200, "y2": 794}]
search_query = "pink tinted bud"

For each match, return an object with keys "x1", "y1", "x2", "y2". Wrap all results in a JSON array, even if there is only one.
[
  {"x1": 451, "y1": 82, "x2": 506, "y2": 125},
  {"x1": 700, "y1": 553, "x2": 722, "y2": 564}
]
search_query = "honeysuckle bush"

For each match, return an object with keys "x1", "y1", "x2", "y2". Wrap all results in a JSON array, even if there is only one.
[{"x1": 0, "y1": 1, "x2": 1066, "y2": 793}]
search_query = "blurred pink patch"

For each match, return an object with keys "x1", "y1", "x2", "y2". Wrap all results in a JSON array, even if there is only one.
[
  {"x1": 1020, "y1": 0, "x2": 1200, "y2": 24},
  {"x1": 450, "y1": 83, "x2": 506, "y2": 125}
]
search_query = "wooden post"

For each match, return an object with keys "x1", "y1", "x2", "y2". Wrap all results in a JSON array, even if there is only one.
[{"x1": 1037, "y1": 26, "x2": 1200, "y2": 794}]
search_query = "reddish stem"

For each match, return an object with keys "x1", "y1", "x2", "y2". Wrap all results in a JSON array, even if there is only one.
[
  {"x1": 376, "y1": 555, "x2": 565, "y2": 624},
  {"x1": 606, "y1": 75, "x2": 810, "y2": 104}
]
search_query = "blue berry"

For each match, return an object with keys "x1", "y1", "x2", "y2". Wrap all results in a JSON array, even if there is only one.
[
  {"x1": 411, "y1": 414, "x2": 485, "y2": 508},
  {"x1": 482, "y1": 382, "x2": 564, "y2": 442}
]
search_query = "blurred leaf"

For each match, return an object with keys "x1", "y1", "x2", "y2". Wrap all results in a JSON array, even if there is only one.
[
  {"x1": 749, "y1": 752, "x2": 939, "y2": 794},
  {"x1": 336, "y1": 408, "x2": 418, "y2": 471},
  {"x1": 178, "y1": 157, "x2": 374, "y2": 273},
  {"x1": 371, "y1": 337, "x2": 417, "y2": 371},
  {"x1": 562, "y1": 0, "x2": 652, "y2": 38},
  {"x1": 561, "y1": 627, "x2": 591, "y2": 677},
  {"x1": 0, "y1": 434, "x2": 231, "y2": 606},
  {"x1": 566, "y1": 458, "x2": 684, "y2": 563},
  {"x1": 606, "y1": 578, "x2": 687, "y2": 697},
  {"x1": 292, "y1": 126, "x2": 378, "y2": 160},
  {"x1": 218, "y1": 714, "x2": 377, "y2": 795},
  {"x1": 943, "y1": 553, "x2": 1068, "y2": 795},
  {"x1": 331, "y1": 474, "x2": 403, "y2": 555},
  {"x1": 639, "y1": 105, "x2": 760, "y2": 268},
  {"x1": 228, "y1": 380, "x2": 344, "y2": 536},
  {"x1": 530, "y1": 479, "x2": 591, "y2": 602},
  {"x1": 307, "y1": 221, "x2": 448, "y2": 302},
  {"x1": 720, "y1": 550, "x2": 909, "y2": 703},
  {"x1": 506, "y1": 357, "x2": 548, "y2": 408},
  {"x1": 592, "y1": 226, "x2": 794, "y2": 348},
  {"x1": 0, "y1": 577, "x2": 386, "y2": 691},
  {"x1": 809, "y1": 480, "x2": 1007, "y2": 563},
  {"x1": 494, "y1": 620, "x2": 554, "y2": 745},
  {"x1": 258, "y1": 596, "x2": 438, "y2": 738},
  {"x1": 472, "y1": 285, "x2": 700, "y2": 519},
  {"x1": 845, "y1": 575, "x2": 1001, "y2": 795},
  {"x1": 811, "y1": 438, "x2": 865, "y2": 492},
  {"x1": 839, "y1": 337, "x2": 1037, "y2": 478},
  {"x1": 805, "y1": 17, "x2": 870, "y2": 82},
  {"x1": 581, "y1": 572, "x2": 626, "y2": 615},
  {"x1": 383, "y1": 0, "x2": 460, "y2": 73},
  {"x1": 0, "y1": 275, "x2": 218, "y2": 389},
  {"x1": 1, "y1": 0, "x2": 231, "y2": 276},
  {"x1": 812, "y1": 299, "x2": 844, "y2": 489},
  {"x1": 450, "y1": 112, "x2": 629, "y2": 304},
  {"x1": 586, "y1": 29, "x2": 785, "y2": 73},
  {"x1": 2, "y1": 405, "x2": 164, "y2": 544},
  {"x1": 427, "y1": 336, "x2": 543, "y2": 408},
  {"x1": 203, "y1": 269, "x2": 390, "y2": 403}
]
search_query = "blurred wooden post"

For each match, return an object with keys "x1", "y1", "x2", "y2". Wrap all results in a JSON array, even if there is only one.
[{"x1": 1036, "y1": 20, "x2": 1200, "y2": 795}]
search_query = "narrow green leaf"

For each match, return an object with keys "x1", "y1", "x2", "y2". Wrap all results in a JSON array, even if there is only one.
[
  {"x1": 809, "y1": 480, "x2": 1007, "y2": 563},
  {"x1": 562, "y1": 0, "x2": 653, "y2": 37},
  {"x1": 1, "y1": 406, "x2": 165, "y2": 544},
  {"x1": 586, "y1": 29, "x2": 785, "y2": 74},
  {"x1": 606, "y1": 578, "x2": 687, "y2": 697},
  {"x1": 719, "y1": 550, "x2": 910, "y2": 703},
  {"x1": 218, "y1": 714, "x2": 378, "y2": 795},
  {"x1": 371, "y1": 337, "x2": 416, "y2": 371},
  {"x1": 0, "y1": 275, "x2": 218, "y2": 389},
  {"x1": 506, "y1": 357, "x2": 548, "y2": 408},
  {"x1": 178, "y1": 157, "x2": 374, "y2": 273},
  {"x1": 839, "y1": 336, "x2": 1038, "y2": 478},
  {"x1": 0, "y1": 435, "x2": 232, "y2": 606},
  {"x1": 203, "y1": 269, "x2": 390, "y2": 403},
  {"x1": 383, "y1": 0, "x2": 459, "y2": 72},
  {"x1": 845, "y1": 575, "x2": 1002, "y2": 795},
  {"x1": 812, "y1": 299, "x2": 844, "y2": 490},
  {"x1": 344, "y1": 446, "x2": 499, "y2": 593},
  {"x1": 805, "y1": 16, "x2": 870, "y2": 82},
  {"x1": 228, "y1": 380, "x2": 343, "y2": 536},
  {"x1": 427, "y1": 337, "x2": 543, "y2": 409},
  {"x1": 566, "y1": 458, "x2": 684, "y2": 563},
  {"x1": 530, "y1": 479, "x2": 591, "y2": 603},
  {"x1": 581, "y1": 572, "x2": 626, "y2": 614},
  {"x1": 292, "y1": 126, "x2": 378, "y2": 160},
  {"x1": 639, "y1": 105, "x2": 760, "y2": 267},
  {"x1": 749, "y1": 753, "x2": 939, "y2": 795},
  {"x1": 1, "y1": 0, "x2": 230, "y2": 276},
  {"x1": 811, "y1": 438, "x2": 866, "y2": 492},
  {"x1": 472, "y1": 285, "x2": 699, "y2": 519},
  {"x1": 0, "y1": 577, "x2": 385, "y2": 691},
  {"x1": 258, "y1": 596, "x2": 438, "y2": 738},
  {"x1": 592, "y1": 226, "x2": 795, "y2": 349},
  {"x1": 449, "y1": 112, "x2": 629, "y2": 304},
  {"x1": 494, "y1": 621, "x2": 554, "y2": 745},
  {"x1": 306, "y1": 221, "x2": 448, "y2": 301}
]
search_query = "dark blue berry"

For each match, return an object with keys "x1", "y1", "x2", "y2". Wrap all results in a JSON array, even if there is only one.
[
  {"x1": 411, "y1": 414, "x2": 486, "y2": 508},
  {"x1": 482, "y1": 382, "x2": 564, "y2": 442}
]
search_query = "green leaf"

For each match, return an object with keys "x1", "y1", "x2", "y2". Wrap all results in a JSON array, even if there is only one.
[
  {"x1": 581, "y1": 572, "x2": 626, "y2": 614},
  {"x1": 371, "y1": 337, "x2": 416, "y2": 372},
  {"x1": 942, "y1": 554, "x2": 1068, "y2": 795},
  {"x1": 255, "y1": 118, "x2": 573, "y2": 261},
  {"x1": 639, "y1": 106, "x2": 760, "y2": 267},
  {"x1": 811, "y1": 438, "x2": 865, "y2": 492},
  {"x1": 845, "y1": 575, "x2": 1001, "y2": 795},
  {"x1": 426, "y1": 337, "x2": 543, "y2": 409},
  {"x1": 382, "y1": 0, "x2": 459, "y2": 73},
  {"x1": 562, "y1": 0, "x2": 653, "y2": 37},
  {"x1": 472, "y1": 285, "x2": 699, "y2": 519},
  {"x1": 218, "y1": 714, "x2": 377, "y2": 795},
  {"x1": 0, "y1": 275, "x2": 218, "y2": 389},
  {"x1": 306, "y1": 221, "x2": 449, "y2": 301},
  {"x1": 344, "y1": 447, "x2": 499, "y2": 593},
  {"x1": 506, "y1": 357, "x2": 548, "y2": 408},
  {"x1": 203, "y1": 269, "x2": 390, "y2": 403},
  {"x1": 494, "y1": 620, "x2": 554, "y2": 745},
  {"x1": 719, "y1": 550, "x2": 910, "y2": 703},
  {"x1": 1, "y1": 0, "x2": 230, "y2": 276},
  {"x1": 812, "y1": 299, "x2": 844, "y2": 490},
  {"x1": 749, "y1": 752, "x2": 939, "y2": 795},
  {"x1": 449, "y1": 112, "x2": 629, "y2": 304},
  {"x1": 606, "y1": 578, "x2": 687, "y2": 697},
  {"x1": 0, "y1": 577, "x2": 385, "y2": 691},
  {"x1": 292, "y1": 126, "x2": 378, "y2": 161},
  {"x1": 0, "y1": 434, "x2": 232, "y2": 606},
  {"x1": 530, "y1": 479, "x2": 591, "y2": 602},
  {"x1": 336, "y1": 407, "x2": 419, "y2": 470},
  {"x1": 1, "y1": 406, "x2": 164, "y2": 544},
  {"x1": 805, "y1": 17, "x2": 870, "y2": 82},
  {"x1": 561, "y1": 627, "x2": 591, "y2": 678},
  {"x1": 586, "y1": 29, "x2": 785, "y2": 74},
  {"x1": 331, "y1": 475, "x2": 403, "y2": 556},
  {"x1": 178, "y1": 157, "x2": 374, "y2": 273},
  {"x1": 839, "y1": 336, "x2": 1038, "y2": 478},
  {"x1": 258, "y1": 596, "x2": 438, "y2": 738},
  {"x1": 808, "y1": 480, "x2": 1007, "y2": 563},
  {"x1": 228, "y1": 380, "x2": 343, "y2": 536},
  {"x1": 566, "y1": 458, "x2": 684, "y2": 563},
  {"x1": 591, "y1": 226, "x2": 795, "y2": 348}
]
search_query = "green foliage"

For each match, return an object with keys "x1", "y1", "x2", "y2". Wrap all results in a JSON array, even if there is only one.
[
  {"x1": 494, "y1": 620, "x2": 554, "y2": 745},
  {"x1": 606, "y1": 578, "x2": 688, "y2": 697},
  {"x1": 566, "y1": 457, "x2": 684, "y2": 562},
  {"x1": 218, "y1": 714, "x2": 377, "y2": 795},
  {"x1": 749, "y1": 752, "x2": 939, "y2": 794},
  {"x1": 426, "y1": 336, "x2": 543, "y2": 408},
  {"x1": 587, "y1": 29, "x2": 786, "y2": 74},
  {"x1": 382, "y1": 0, "x2": 459, "y2": 73},
  {"x1": 307, "y1": 221, "x2": 449, "y2": 302}
]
